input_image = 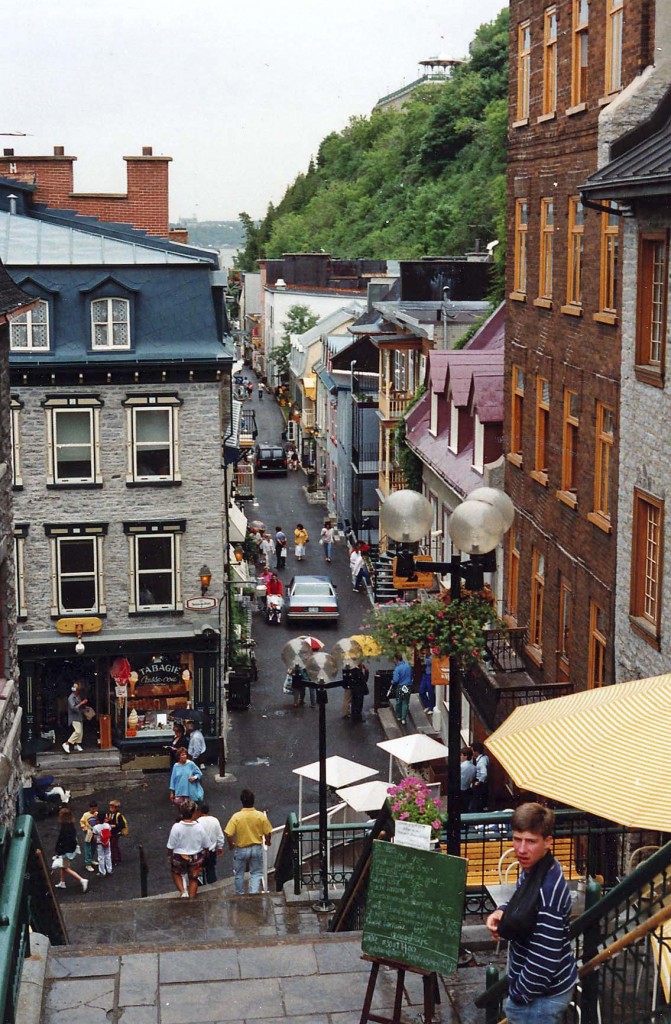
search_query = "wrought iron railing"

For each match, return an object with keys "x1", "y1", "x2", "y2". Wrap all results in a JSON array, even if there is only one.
[
  {"x1": 275, "y1": 818, "x2": 377, "y2": 894},
  {"x1": 476, "y1": 840, "x2": 671, "y2": 1023},
  {"x1": 463, "y1": 661, "x2": 574, "y2": 732},
  {"x1": 483, "y1": 626, "x2": 528, "y2": 672},
  {"x1": 0, "y1": 815, "x2": 67, "y2": 1024}
]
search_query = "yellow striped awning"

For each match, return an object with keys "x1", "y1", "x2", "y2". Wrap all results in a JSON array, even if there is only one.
[{"x1": 485, "y1": 674, "x2": 671, "y2": 831}]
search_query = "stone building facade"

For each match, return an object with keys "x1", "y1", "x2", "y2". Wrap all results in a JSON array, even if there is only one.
[{"x1": 504, "y1": 0, "x2": 655, "y2": 690}]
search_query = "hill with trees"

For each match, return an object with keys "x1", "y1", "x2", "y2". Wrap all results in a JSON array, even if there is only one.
[{"x1": 235, "y1": 7, "x2": 508, "y2": 297}]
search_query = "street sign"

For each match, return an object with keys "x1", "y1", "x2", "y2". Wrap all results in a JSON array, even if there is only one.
[{"x1": 185, "y1": 597, "x2": 218, "y2": 611}]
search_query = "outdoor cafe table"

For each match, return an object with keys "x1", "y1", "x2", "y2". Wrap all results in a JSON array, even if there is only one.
[{"x1": 485, "y1": 878, "x2": 586, "y2": 918}]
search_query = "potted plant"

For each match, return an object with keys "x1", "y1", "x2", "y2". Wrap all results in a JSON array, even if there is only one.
[{"x1": 387, "y1": 777, "x2": 443, "y2": 839}]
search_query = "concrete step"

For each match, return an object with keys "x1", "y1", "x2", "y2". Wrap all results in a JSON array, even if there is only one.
[{"x1": 37, "y1": 750, "x2": 121, "y2": 771}]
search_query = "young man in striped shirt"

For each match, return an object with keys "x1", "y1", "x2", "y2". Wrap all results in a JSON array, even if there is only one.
[{"x1": 486, "y1": 803, "x2": 578, "y2": 1023}]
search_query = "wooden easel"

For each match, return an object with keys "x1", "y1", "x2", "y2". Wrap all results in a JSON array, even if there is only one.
[{"x1": 359, "y1": 954, "x2": 441, "y2": 1024}]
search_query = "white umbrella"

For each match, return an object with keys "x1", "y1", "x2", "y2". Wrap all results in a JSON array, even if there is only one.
[
  {"x1": 293, "y1": 755, "x2": 378, "y2": 821},
  {"x1": 377, "y1": 734, "x2": 447, "y2": 783},
  {"x1": 336, "y1": 780, "x2": 392, "y2": 814}
]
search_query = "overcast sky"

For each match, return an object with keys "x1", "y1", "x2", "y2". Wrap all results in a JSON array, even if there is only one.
[{"x1": 4, "y1": 1, "x2": 505, "y2": 223}]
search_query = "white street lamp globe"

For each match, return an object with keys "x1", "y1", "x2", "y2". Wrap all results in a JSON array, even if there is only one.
[
  {"x1": 304, "y1": 653, "x2": 339, "y2": 684},
  {"x1": 281, "y1": 639, "x2": 311, "y2": 671},
  {"x1": 465, "y1": 487, "x2": 515, "y2": 531},
  {"x1": 331, "y1": 638, "x2": 364, "y2": 669},
  {"x1": 448, "y1": 500, "x2": 505, "y2": 555},
  {"x1": 380, "y1": 490, "x2": 434, "y2": 544}
]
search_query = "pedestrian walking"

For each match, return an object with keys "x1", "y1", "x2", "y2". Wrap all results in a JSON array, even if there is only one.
[
  {"x1": 288, "y1": 447, "x2": 299, "y2": 471},
  {"x1": 247, "y1": 381, "x2": 254, "y2": 397},
  {"x1": 62, "y1": 680, "x2": 88, "y2": 753},
  {"x1": 470, "y1": 741, "x2": 489, "y2": 811},
  {"x1": 294, "y1": 523, "x2": 309, "y2": 561},
  {"x1": 388, "y1": 654, "x2": 413, "y2": 727},
  {"x1": 350, "y1": 546, "x2": 371, "y2": 592},
  {"x1": 275, "y1": 526, "x2": 287, "y2": 570},
  {"x1": 319, "y1": 521, "x2": 335, "y2": 563},
  {"x1": 486, "y1": 803, "x2": 577, "y2": 1023},
  {"x1": 167, "y1": 800, "x2": 208, "y2": 899},
  {"x1": 169, "y1": 747, "x2": 204, "y2": 806},
  {"x1": 92, "y1": 812, "x2": 113, "y2": 877},
  {"x1": 108, "y1": 799, "x2": 128, "y2": 867},
  {"x1": 186, "y1": 719, "x2": 207, "y2": 765},
  {"x1": 224, "y1": 789, "x2": 272, "y2": 895},
  {"x1": 196, "y1": 802, "x2": 226, "y2": 884},
  {"x1": 53, "y1": 807, "x2": 89, "y2": 893},
  {"x1": 79, "y1": 800, "x2": 99, "y2": 873},
  {"x1": 418, "y1": 652, "x2": 435, "y2": 714},
  {"x1": 349, "y1": 664, "x2": 369, "y2": 722},
  {"x1": 258, "y1": 382, "x2": 264, "y2": 401},
  {"x1": 260, "y1": 533, "x2": 274, "y2": 569},
  {"x1": 164, "y1": 721, "x2": 189, "y2": 765}
]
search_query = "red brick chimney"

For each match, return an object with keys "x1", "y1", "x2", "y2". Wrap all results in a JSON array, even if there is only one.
[{"x1": 0, "y1": 145, "x2": 175, "y2": 239}]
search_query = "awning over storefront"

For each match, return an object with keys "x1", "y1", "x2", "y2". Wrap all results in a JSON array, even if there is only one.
[
  {"x1": 302, "y1": 375, "x2": 317, "y2": 400},
  {"x1": 17, "y1": 623, "x2": 220, "y2": 657},
  {"x1": 228, "y1": 500, "x2": 248, "y2": 543}
]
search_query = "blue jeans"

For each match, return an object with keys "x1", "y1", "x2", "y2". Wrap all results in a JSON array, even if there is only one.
[
  {"x1": 233, "y1": 844, "x2": 264, "y2": 894},
  {"x1": 323, "y1": 542, "x2": 332, "y2": 561},
  {"x1": 504, "y1": 988, "x2": 574, "y2": 1024},
  {"x1": 419, "y1": 674, "x2": 435, "y2": 710}
]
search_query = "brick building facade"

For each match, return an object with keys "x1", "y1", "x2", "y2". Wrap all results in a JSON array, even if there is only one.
[{"x1": 504, "y1": 0, "x2": 655, "y2": 690}]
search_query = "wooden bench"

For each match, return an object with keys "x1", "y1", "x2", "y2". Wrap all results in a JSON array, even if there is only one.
[{"x1": 457, "y1": 836, "x2": 582, "y2": 889}]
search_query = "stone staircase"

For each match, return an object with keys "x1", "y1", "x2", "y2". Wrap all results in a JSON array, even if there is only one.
[
  {"x1": 372, "y1": 551, "x2": 396, "y2": 603},
  {"x1": 32, "y1": 749, "x2": 144, "y2": 796}
]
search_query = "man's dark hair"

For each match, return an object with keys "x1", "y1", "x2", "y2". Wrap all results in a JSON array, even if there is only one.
[
  {"x1": 199, "y1": 802, "x2": 210, "y2": 814},
  {"x1": 180, "y1": 800, "x2": 196, "y2": 820},
  {"x1": 460, "y1": 746, "x2": 473, "y2": 758},
  {"x1": 241, "y1": 788, "x2": 255, "y2": 807},
  {"x1": 511, "y1": 802, "x2": 555, "y2": 837},
  {"x1": 472, "y1": 741, "x2": 486, "y2": 756}
]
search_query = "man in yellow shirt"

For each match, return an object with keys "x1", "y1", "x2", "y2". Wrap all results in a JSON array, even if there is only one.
[{"x1": 224, "y1": 789, "x2": 272, "y2": 894}]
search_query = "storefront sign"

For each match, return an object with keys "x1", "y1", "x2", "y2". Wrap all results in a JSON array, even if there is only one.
[
  {"x1": 55, "y1": 616, "x2": 103, "y2": 634},
  {"x1": 138, "y1": 657, "x2": 183, "y2": 687},
  {"x1": 432, "y1": 656, "x2": 450, "y2": 687},
  {"x1": 185, "y1": 597, "x2": 218, "y2": 611}
]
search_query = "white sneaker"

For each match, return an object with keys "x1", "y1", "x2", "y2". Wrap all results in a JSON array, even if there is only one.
[
  {"x1": 81, "y1": 879, "x2": 89, "y2": 893},
  {"x1": 180, "y1": 891, "x2": 189, "y2": 898},
  {"x1": 55, "y1": 882, "x2": 66, "y2": 889},
  {"x1": 85, "y1": 865, "x2": 95, "y2": 873},
  {"x1": 62, "y1": 743, "x2": 70, "y2": 754},
  {"x1": 74, "y1": 745, "x2": 83, "y2": 752},
  {"x1": 63, "y1": 790, "x2": 71, "y2": 803}
]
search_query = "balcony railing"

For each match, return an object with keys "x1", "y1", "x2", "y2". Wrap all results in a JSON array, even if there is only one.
[
  {"x1": 351, "y1": 443, "x2": 379, "y2": 474},
  {"x1": 301, "y1": 407, "x2": 315, "y2": 430},
  {"x1": 378, "y1": 467, "x2": 406, "y2": 498},
  {"x1": 463, "y1": 658, "x2": 574, "y2": 732},
  {"x1": 378, "y1": 386, "x2": 413, "y2": 420}
]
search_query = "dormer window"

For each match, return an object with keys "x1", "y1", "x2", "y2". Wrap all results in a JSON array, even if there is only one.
[
  {"x1": 430, "y1": 390, "x2": 439, "y2": 435},
  {"x1": 473, "y1": 413, "x2": 484, "y2": 473},
  {"x1": 10, "y1": 299, "x2": 50, "y2": 351},
  {"x1": 449, "y1": 401, "x2": 459, "y2": 454},
  {"x1": 91, "y1": 298, "x2": 131, "y2": 350}
]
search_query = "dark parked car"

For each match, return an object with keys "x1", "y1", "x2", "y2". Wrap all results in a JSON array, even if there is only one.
[
  {"x1": 254, "y1": 444, "x2": 288, "y2": 476},
  {"x1": 285, "y1": 575, "x2": 339, "y2": 623}
]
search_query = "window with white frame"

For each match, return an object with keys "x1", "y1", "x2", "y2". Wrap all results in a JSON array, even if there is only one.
[
  {"x1": 91, "y1": 297, "x2": 131, "y2": 350},
  {"x1": 393, "y1": 350, "x2": 407, "y2": 393},
  {"x1": 10, "y1": 299, "x2": 50, "y2": 350},
  {"x1": 45, "y1": 523, "x2": 107, "y2": 616},
  {"x1": 473, "y1": 413, "x2": 485, "y2": 473},
  {"x1": 430, "y1": 390, "x2": 439, "y2": 435},
  {"x1": 14, "y1": 525, "x2": 28, "y2": 619},
  {"x1": 123, "y1": 394, "x2": 182, "y2": 483},
  {"x1": 449, "y1": 401, "x2": 459, "y2": 453},
  {"x1": 43, "y1": 396, "x2": 103, "y2": 486},
  {"x1": 10, "y1": 397, "x2": 23, "y2": 488},
  {"x1": 124, "y1": 521, "x2": 185, "y2": 613}
]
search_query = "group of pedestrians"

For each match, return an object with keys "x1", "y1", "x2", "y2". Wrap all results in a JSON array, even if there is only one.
[
  {"x1": 460, "y1": 741, "x2": 489, "y2": 810},
  {"x1": 53, "y1": 796, "x2": 129, "y2": 892}
]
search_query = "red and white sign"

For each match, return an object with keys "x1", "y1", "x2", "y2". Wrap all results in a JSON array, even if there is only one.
[{"x1": 185, "y1": 597, "x2": 218, "y2": 611}]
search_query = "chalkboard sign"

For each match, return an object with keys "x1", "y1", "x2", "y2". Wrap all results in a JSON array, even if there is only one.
[{"x1": 362, "y1": 841, "x2": 467, "y2": 974}]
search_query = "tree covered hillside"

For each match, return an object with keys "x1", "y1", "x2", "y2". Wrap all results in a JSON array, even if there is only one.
[{"x1": 236, "y1": 8, "x2": 508, "y2": 292}]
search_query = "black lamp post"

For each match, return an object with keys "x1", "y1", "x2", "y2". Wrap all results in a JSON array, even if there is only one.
[{"x1": 381, "y1": 488, "x2": 513, "y2": 858}]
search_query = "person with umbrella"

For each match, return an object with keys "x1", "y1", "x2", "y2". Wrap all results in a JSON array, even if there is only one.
[{"x1": 486, "y1": 803, "x2": 577, "y2": 1023}]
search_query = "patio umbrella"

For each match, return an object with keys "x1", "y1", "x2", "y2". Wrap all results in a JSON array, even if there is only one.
[
  {"x1": 336, "y1": 779, "x2": 392, "y2": 814},
  {"x1": 350, "y1": 634, "x2": 383, "y2": 657},
  {"x1": 485, "y1": 674, "x2": 671, "y2": 831},
  {"x1": 293, "y1": 755, "x2": 378, "y2": 821},
  {"x1": 297, "y1": 635, "x2": 324, "y2": 651},
  {"x1": 377, "y1": 734, "x2": 448, "y2": 783}
]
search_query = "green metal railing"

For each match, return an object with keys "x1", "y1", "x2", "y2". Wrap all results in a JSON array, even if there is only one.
[
  {"x1": 0, "y1": 815, "x2": 67, "y2": 1024},
  {"x1": 476, "y1": 840, "x2": 671, "y2": 1023}
]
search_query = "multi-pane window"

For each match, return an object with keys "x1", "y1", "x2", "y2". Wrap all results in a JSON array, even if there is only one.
[
  {"x1": 539, "y1": 200, "x2": 554, "y2": 300},
  {"x1": 566, "y1": 198, "x2": 584, "y2": 308},
  {"x1": 605, "y1": 0, "x2": 623, "y2": 95},
  {"x1": 599, "y1": 204, "x2": 619, "y2": 316},
  {"x1": 44, "y1": 397, "x2": 102, "y2": 486},
  {"x1": 571, "y1": 0, "x2": 589, "y2": 107},
  {"x1": 124, "y1": 395, "x2": 182, "y2": 484},
  {"x1": 9, "y1": 398, "x2": 22, "y2": 488},
  {"x1": 530, "y1": 549, "x2": 545, "y2": 649},
  {"x1": 542, "y1": 7, "x2": 558, "y2": 116},
  {"x1": 46, "y1": 524, "x2": 107, "y2": 616},
  {"x1": 507, "y1": 528, "x2": 520, "y2": 621},
  {"x1": 91, "y1": 297, "x2": 131, "y2": 350},
  {"x1": 593, "y1": 403, "x2": 614, "y2": 523},
  {"x1": 557, "y1": 577, "x2": 573, "y2": 682},
  {"x1": 510, "y1": 367, "x2": 525, "y2": 461},
  {"x1": 393, "y1": 350, "x2": 408, "y2": 393},
  {"x1": 513, "y1": 200, "x2": 528, "y2": 295},
  {"x1": 631, "y1": 490, "x2": 663, "y2": 641},
  {"x1": 561, "y1": 389, "x2": 580, "y2": 496},
  {"x1": 534, "y1": 377, "x2": 550, "y2": 480},
  {"x1": 9, "y1": 299, "x2": 50, "y2": 350},
  {"x1": 636, "y1": 234, "x2": 668, "y2": 376},
  {"x1": 125, "y1": 521, "x2": 185, "y2": 613},
  {"x1": 588, "y1": 601, "x2": 607, "y2": 688},
  {"x1": 13, "y1": 526, "x2": 28, "y2": 620},
  {"x1": 517, "y1": 21, "x2": 531, "y2": 121}
]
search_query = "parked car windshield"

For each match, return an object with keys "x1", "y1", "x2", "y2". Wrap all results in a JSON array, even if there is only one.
[{"x1": 292, "y1": 582, "x2": 333, "y2": 596}]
